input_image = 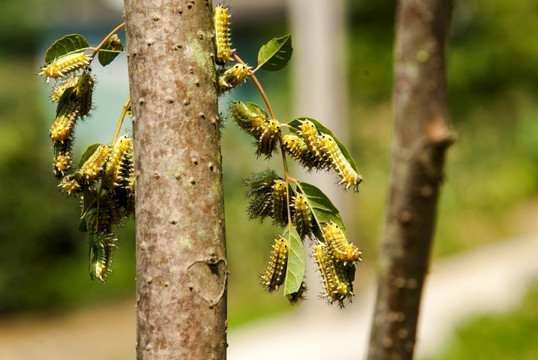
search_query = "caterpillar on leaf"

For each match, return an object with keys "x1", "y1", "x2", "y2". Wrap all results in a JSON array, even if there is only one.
[
  {"x1": 52, "y1": 140, "x2": 73, "y2": 178},
  {"x1": 246, "y1": 170, "x2": 281, "y2": 221},
  {"x1": 49, "y1": 98, "x2": 80, "y2": 142},
  {"x1": 272, "y1": 179, "x2": 289, "y2": 226},
  {"x1": 313, "y1": 241, "x2": 353, "y2": 306},
  {"x1": 230, "y1": 101, "x2": 267, "y2": 137},
  {"x1": 282, "y1": 133, "x2": 324, "y2": 170},
  {"x1": 218, "y1": 64, "x2": 250, "y2": 94},
  {"x1": 104, "y1": 134, "x2": 133, "y2": 190},
  {"x1": 39, "y1": 51, "x2": 90, "y2": 82},
  {"x1": 299, "y1": 120, "x2": 329, "y2": 167},
  {"x1": 89, "y1": 232, "x2": 117, "y2": 282},
  {"x1": 52, "y1": 76, "x2": 77, "y2": 102},
  {"x1": 261, "y1": 236, "x2": 288, "y2": 292},
  {"x1": 323, "y1": 221, "x2": 361, "y2": 264},
  {"x1": 78, "y1": 144, "x2": 111, "y2": 183},
  {"x1": 318, "y1": 133, "x2": 363, "y2": 192},
  {"x1": 292, "y1": 194, "x2": 312, "y2": 239},
  {"x1": 257, "y1": 119, "x2": 281, "y2": 157},
  {"x1": 59, "y1": 175, "x2": 82, "y2": 196}
]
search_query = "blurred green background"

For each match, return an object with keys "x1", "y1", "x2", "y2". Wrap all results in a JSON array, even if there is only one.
[{"x1": 0, "y1": 0, "x2": 537, "y2": 358}]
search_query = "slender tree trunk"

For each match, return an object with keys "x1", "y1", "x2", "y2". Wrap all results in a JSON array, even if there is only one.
[
  {"x1": 124, "y1": 1, "x2": 227, "y2": 359},
  {"x1": 368, "y1": 1, "x2": 453, "y2": 359}
]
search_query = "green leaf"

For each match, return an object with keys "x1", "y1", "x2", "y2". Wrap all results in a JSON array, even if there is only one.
[
  {"x1": 283, "y1": 226, "x2": 305, "y2": 295},
  {"x1": 98, "y1": 34, "x2": 123, "y2": 67},
  {"x1": 288, "y1": 117, "x2": 359, "y2": 173},
  {"x1": 78, "y1": 143, "x2": 101, "y2": 168},
  {"x1": 297, "y1": 181, "x2": 348, "y2": 240},
  {"x1": 244, "y1": 102, "x2": 269, "y2": 118},
  {"x1": 45, "y1": 34, "x2": 90, "y2": 64},
  {"x1": 257, "y1": 34, "x2": 293, "y2": 71},
  {"x1": 54, "y1": 86, "x2": 76, "y2": 118}
]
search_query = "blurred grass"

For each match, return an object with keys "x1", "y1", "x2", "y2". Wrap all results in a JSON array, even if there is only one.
[{"x1": 422, "y1": 279, "x2": 538, "y2": 360}]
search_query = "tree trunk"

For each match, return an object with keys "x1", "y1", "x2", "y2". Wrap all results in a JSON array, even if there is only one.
[
  {"x1": 124, "y1": 1, "x2": 227, "y2": 359},
  {"x1": 368, "y1": 1, "x2": 453, "y2": 359}
]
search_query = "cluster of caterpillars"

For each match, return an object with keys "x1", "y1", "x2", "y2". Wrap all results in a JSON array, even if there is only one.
[
  {"x1": 247, "y1": 171, "x2": 361, "y2": 306},
  {"x1": 213, "y1": 5, "x2": 251, "y2": 94},
  {"x1": 39, "y1": 51, "x2": 134, "y2": 281}
]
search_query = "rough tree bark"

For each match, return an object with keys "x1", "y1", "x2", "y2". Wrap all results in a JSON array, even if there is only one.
[
  {"x1": 368, "y1": 1, "x2": 453, "y2": 359},
  {"x1": 124, "y1": 1, "x2": 227, "y2": 359}
]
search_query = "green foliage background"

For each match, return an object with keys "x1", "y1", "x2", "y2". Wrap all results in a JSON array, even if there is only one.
[{"x1": 0, "y1": 4, "x2": 536, "y2": 355}]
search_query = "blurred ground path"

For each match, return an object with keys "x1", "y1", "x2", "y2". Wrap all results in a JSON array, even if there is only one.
[
  {"x1": 1, "y1": 234, "x2": 537, "y2": 360},
  {"x1": 0, "y1": 300, "x2": 135, "y2": 360}
]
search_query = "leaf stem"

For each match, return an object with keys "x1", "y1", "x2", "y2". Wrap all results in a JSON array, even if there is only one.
[
  {"x1": 90, "y1": 22, "x2": 126, "y2": 61},
  {"x1": 232, "y1": 53, "x2": 276, "y2": 120},
  {"x1": 112, "y1": 96, "x2": 131, "y2": 144}
]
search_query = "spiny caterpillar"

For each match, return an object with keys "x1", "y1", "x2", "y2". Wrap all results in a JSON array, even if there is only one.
[
  {"x1": 39, "y1": 52, "x2": 90, "y2": 82},
  {"x1": 230, "y1": 101, "x2": 267, "y2": 137},
  {"x1": 52, "y1": 140, "x2": 73, "y2": 178},
  {"x1": 89, "y1": 232, "x2": 117, "y2": 282},
  {"x1": 272, "y1": 180, "x2": 289, "y2": 226},
  {"x1": 300, "y1": 120, "x2": 328, "y2": 167},
  {"x1": 258, "y1": 119, "x2": 281, "y2": 157},
  {"x1": 292, "y1": 194, "x2": 312, "y2": 239},
  {"x1": 218, "y1": 64, "x2": 250, "y2": 94},
  {"x1": 246, "y1": 170, "x2": 282, "y2": 221},
  {"x1": 214, "y1": 5, "x2": 233, "y2": 65},
  {"x1": 59, "y1": 175, "x2": 82, "y2": 196},
  {"x1": 261, "y1": 236, "x2": 288, "y2": 292},
  {"x1": 282, "y1": 133, "x2": 324, "y2": 170},
  {"x1": 318, "y1": 133, "x2": 363, "y2": 192},
  {"x1": 104, "y1": 134, "x2": 133, "y2": 190},
  {"x1": 52, "y1": 76, "x2": 77, "y2": 102},
  {"x1": 49, "y1": 72, "x2": 94, "y2": 142},
  {"x1": 313, "y1": 241, "x2": 353, "y2": 306},
  {"x1": 323, "y1": 221, "x2": 361, "y2": 264},
  {"x1": 78, "y1": 145, "x2": 111, "y2": 183},
  {"x1": 73, "y1": 72, "x2": 94, "y2": 117},
  {"x1": 49, "y1": 99, "x2": 80, "y2": 141}
]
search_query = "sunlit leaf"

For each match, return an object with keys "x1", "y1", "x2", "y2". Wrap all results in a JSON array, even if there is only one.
[
  {"x1": 298, "y1": 181, "x2": 348, "y2": 239},
  {"x1": 98, "y1": 34, "x2": 123, "y2": 67},
  {"x1": 45, "y1": 34, "x2": 89, "y2": 64},
  {"x1": 257, "y1": 34, "x2": 293, "y2": 71},
  {"x1": 283, "y1": 226, "x2": 305, "y2": 295},
  {"x1": 78, "y1": 143, "x2": 101, "y2": 168}
]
